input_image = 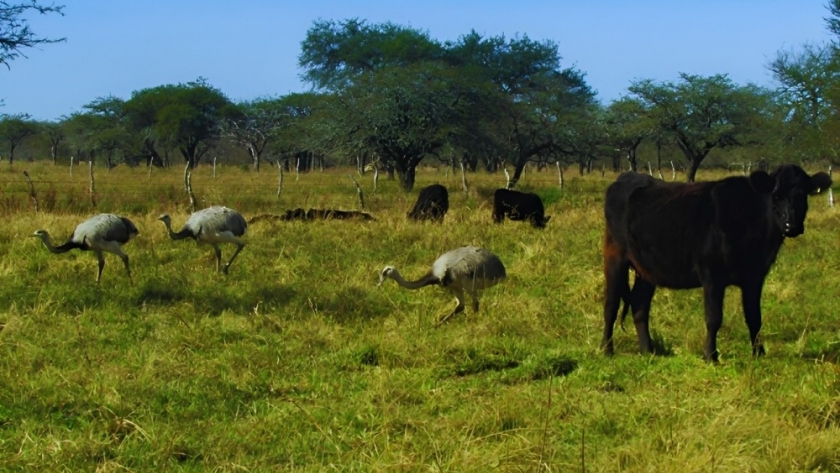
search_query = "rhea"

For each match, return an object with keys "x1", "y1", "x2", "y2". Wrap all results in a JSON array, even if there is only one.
[
  {"x1": 33, "y1": 213, "x2": 139, "y2": 283},
  {"x1": 378, "y1": 246, "x2": 507, "y2": 325},
  {"x1": 158, "y1": 206, "x2": 247, "y2": 274}
]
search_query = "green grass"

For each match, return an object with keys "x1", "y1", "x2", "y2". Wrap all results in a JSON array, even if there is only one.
[{"x1": 0, "y1": 162, "x2": 838, "y2": 471}]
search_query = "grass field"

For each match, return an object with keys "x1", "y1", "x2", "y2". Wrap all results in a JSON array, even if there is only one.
[{"x1": 0, "y1": 161, "x2": 838, "y2": 472}]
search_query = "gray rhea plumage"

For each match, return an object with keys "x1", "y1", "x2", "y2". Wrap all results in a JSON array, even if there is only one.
[
  {"x1": 158, "y1": 206, "x2": 248, "y2": 274},
  {"x1": 33, "y1": 213, "x2": 139, "y2": 283},
  {"x1": 378, "y1": 246, "x2": 506, "y2": 325}
]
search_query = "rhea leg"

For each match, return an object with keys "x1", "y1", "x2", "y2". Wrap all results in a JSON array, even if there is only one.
[
  {"x1": 121, "y1": 254, "x2": 132, "y2": 284},
  {"x1": 211, "y1": 243, "x2": 223, "y2": 272},
  {"x1": 223, "y1": 242, "x2": 246, "y2": 274},
  {"x1": 100, "y1": 241, "x2": 133, "y2": 283},
  {"x1": 96, "y1": 251, "x2": 106, "y2": 283},
  {"x1": 436, "y1": 286, "x2": 466, "y2": 326},
  {"x1": 212, "y1": 231, "x2": 246, "y2": 274},
  {"x1": 470, "y1": 290, "x2": 480, "y2": 314}
]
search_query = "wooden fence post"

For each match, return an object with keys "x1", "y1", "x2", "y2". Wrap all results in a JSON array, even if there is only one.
[
  {"x1": 460, "y1": 160, "x2": 469, "y2": 194},
  {"x1": 23, "y1": 170, "x2": 38, "y2": 212},
  {"x1": 276, "y1": 160, "x2": 284, "y2": 198},
  {"x1": 89, "y1": 161, "x2": 97, "y2": 208},
  {"x1": 184, "y1": 162, "x2": 196, "y2": 213},
  {"x1": 373, "y1": 166, "x2": 379, "y2": 192},
  {"x1": 349, "y1": 175, "x2": 365, "y2": 209},
  {"x1": 557, "y1": 162, "x2": 564, "y2": 190}
]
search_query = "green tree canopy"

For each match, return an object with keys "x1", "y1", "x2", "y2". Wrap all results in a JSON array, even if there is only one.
[
  {"x1": 331, "y1": 62, "x2": 472, "y2": 191},
  {"x1": 0, "y1": 112, "x2": 37, "y2": 163},
  {"x1": 123, "y1": 79, "x2": 236, "y2": 168},
  {"x1": 604, "y1": 97, "x2": 653, "y2": 172},
  {"x1": 299, "y1": 20, "x2": 597, "y2": 189},
  {"x1": 299, "y1": 18, "x2": 443, "y2": 91},
  {"x1": 629, "y1": 73, "x2": 773, "y2": 182}
]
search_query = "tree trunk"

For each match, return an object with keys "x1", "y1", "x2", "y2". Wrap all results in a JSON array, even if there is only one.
[
  {"x1": 687, "y1": 158, "x2": 702, "y2": 182},
  {"x1": 509, "y1": 158, "x2": 529, "y2": 188},
  {"x1": 396, "y1": 165, "x2": 416, "y2": 191},
  {"x1": 627, "y1": 149, "x2": 638, "y2": 172},
  {"x1": 656, "y1": 141, "x2": 663, "y2": 173},
  {"x1": 248, "y1": 144, "x2": 260, "y2": 172}
]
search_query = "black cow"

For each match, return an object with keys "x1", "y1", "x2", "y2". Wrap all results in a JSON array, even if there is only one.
[
  {"x1": 408, "y1": 184, "x2": 449, "y2": 222},
  {"x1": 492, "y1": 188, "x2": 551, "y2": 228},
  {"x1": 602, "y1": 165, "x2": 832, "y2": 361}
]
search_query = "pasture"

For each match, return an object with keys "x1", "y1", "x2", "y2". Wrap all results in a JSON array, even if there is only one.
[{"x1": 0, "y1": 162, "x2": 838, "y2": 472}]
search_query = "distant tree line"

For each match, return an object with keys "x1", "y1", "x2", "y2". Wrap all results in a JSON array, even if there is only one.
[{"x1": 4, "y1": 3, "x2": 840, "y2": 189}]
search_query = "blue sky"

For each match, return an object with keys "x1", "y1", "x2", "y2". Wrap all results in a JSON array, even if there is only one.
[{"x1": 0, "y1": 1, "x2": 834, "y2": 121}]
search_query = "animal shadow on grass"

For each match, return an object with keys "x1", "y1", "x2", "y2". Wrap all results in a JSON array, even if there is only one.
[
  {"x1": 613, "y1": 329, "x2": 674, "y2": 357},
  {"x1": 529, "y1": 356, "x2": 578, "y2": 381},
  {"x1": 650, "y1": 330, "x2": 675, "y2": 357},
  {"x1": 320, "y1": 287, "x2": 391, "y2": 323},
  {"x1": 137, "y1": 280, "x2": 296, "y2": 316}
]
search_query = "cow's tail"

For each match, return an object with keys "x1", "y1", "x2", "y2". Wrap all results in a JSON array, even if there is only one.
[{"x1": 617, "y1": 294, "x2": 631, "y2": 332}]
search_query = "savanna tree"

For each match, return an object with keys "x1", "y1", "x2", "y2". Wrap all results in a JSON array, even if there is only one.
[
  {"x1": 0, "y1": 113, "x2": 37, "y2": 163},
  {"x1": 124, "y1": 79, "x2": 236, "y2": 168},
  {"x1": 629, "y1": 74, "x2": 773, "y2": 182}
]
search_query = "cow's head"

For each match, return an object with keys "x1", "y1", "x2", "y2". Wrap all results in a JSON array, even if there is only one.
[
  {"x1": 750, "y1": 165, "x2": 832, "y2": 237},
  {"x1": 533, "y1": 215, "x2": 551, "y2": 228}
]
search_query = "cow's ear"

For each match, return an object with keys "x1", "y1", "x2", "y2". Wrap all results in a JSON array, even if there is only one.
[
  {"x1": 749, "y1": 171, "x2": 774, "y2": 194},
  {"x1": 809, "y1": 172, "x2": 833, "y2": 194}
]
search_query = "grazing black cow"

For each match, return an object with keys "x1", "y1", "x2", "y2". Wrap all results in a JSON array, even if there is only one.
[
  {"x1": 492, "y1": 188, "x2": 551, "y2": 228},
  {"x1": 408, "y1": 184, "x2": 449, "y2": 222},
  {"x1": 602, "y1": 165, "x2": 832, "y2": 361}
]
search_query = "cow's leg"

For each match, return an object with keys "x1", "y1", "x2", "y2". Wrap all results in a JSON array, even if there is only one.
[
  {"x1": 492, "y1": 207, "x2": 504, "y2": 223},
  {"x1": 602, "y1": 241, "x2": 628, "y2": 355},
  {"x1": 741, "y1": 281, "x2": 765, "y2": 357},
  {"x1": 630, "y1": 277, "x2": 656, "y2": 355},
  {"x1": 702, "y1": 282, "x2": 726, "y2": 362}
]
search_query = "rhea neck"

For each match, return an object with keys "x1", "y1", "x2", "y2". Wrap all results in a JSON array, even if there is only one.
[
  {"x1": 385, "y1": 269, "x2": 440, "y2": 289},
  {"x1": 35, "y1": 232, "x2": 83, "y2": 253},
  {"x1": 160, "y1": 218, "x2": 194, "y2": 241}
]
